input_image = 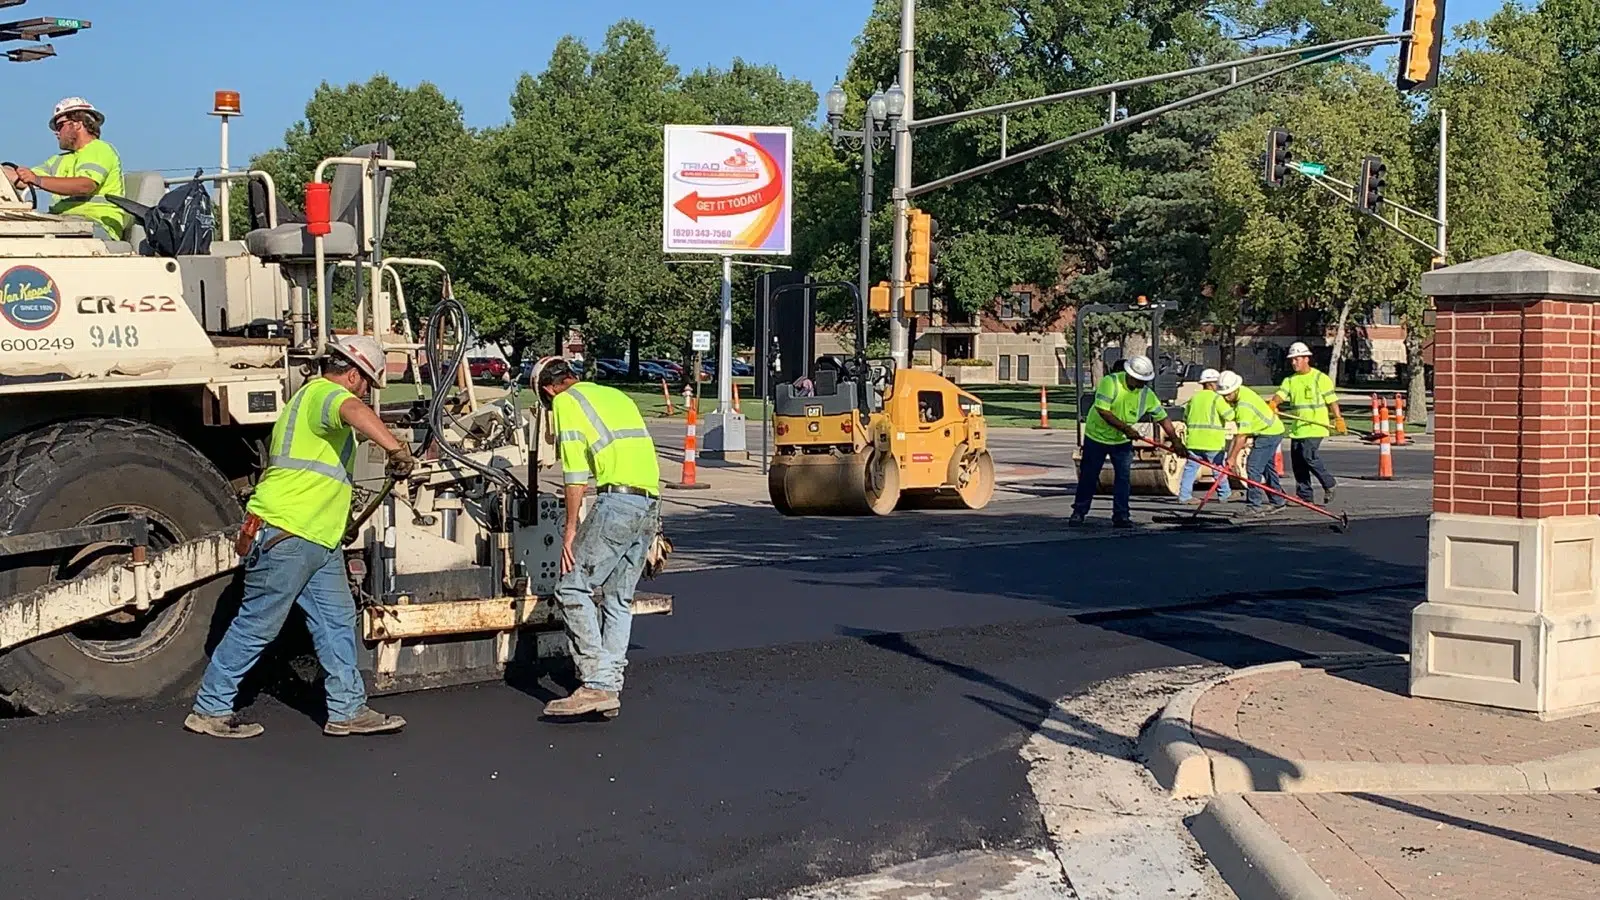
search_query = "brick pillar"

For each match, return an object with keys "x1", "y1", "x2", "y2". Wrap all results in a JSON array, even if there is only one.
[{"x1": 1412, "y1": 250, "x2": 1600, "y2": 718}]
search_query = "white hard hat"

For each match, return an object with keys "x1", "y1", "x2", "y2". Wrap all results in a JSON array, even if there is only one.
[
  {"x1": 330, "y1": 334, "x2": 386, "y2": 387},
  {"x1": 1198, "y1": 368, "x2": 1221, "y2": 384},
  {"x1": 1123, "y1": 355, "x2": 1155, "y2": 382},
  {"x1": 1217, "y1": 371, "x2": 1244, "y2": 395},
  {"x1": 49, "y1": 97, "x2": 104, "y2": 131},
  {"x1": 1286, "y1": 341, "x2": 1312, "y2": 359}
]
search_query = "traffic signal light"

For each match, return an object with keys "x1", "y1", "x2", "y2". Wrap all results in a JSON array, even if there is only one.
[
  {"x1": 1264, "y1": 128, "x2": 1293, "y2": 187},
  {"x1": 907, "y1": 208, "x2": 940, "y2": 286},
  {"x1": 1397, "y1": 0, "x2": 1446, "y2": 92},
  {"x1": 1356, "y1": 155, "x2": 1387, "y2": 214},
  {"x1": 869, "y1": 281, "x2": 890, "y2": 315}
]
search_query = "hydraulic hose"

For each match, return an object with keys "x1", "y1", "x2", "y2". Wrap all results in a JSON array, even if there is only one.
[{"x1": 421, "y1": 277, "x2": 525, "y2": 499}]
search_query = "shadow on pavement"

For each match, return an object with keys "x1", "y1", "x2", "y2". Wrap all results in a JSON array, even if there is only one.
[{"x1": 1353, "y1": 793, "x2": 1600, "y2": 866}]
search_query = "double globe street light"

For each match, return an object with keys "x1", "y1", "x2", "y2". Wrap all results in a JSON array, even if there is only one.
[{"x1": 824, "y1": 79, "x2": 905, "y2": 322}]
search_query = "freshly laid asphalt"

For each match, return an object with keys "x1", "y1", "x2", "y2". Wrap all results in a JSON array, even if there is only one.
[{"x1": 0, "y1": 438, "x2": 1433, "y2": 900}]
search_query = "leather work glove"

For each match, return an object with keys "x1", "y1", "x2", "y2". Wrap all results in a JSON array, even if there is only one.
[
  {"x1": 1333, "y1": 417, "x2": 1349, "y2": 436},
  {"x1": 385, "y1": 444, "x2": 417, "y2": 479}
]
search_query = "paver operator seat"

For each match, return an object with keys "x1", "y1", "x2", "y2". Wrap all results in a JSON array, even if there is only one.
[{"x1": 243, "y1": 142, "x2": 394, "y2": 264}]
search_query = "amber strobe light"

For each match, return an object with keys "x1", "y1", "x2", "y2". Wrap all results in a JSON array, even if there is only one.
[{"x1": 212, "y1": 90, "x2": 241, "y2": 115}]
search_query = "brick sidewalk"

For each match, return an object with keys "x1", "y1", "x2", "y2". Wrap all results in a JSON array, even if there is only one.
[
  {"x1": 1247, "y1": 792, "x2": 1600, "y2": 899},
  {"x1": 1190, "y1": 660, "x2": 1600, "y2": 766}
]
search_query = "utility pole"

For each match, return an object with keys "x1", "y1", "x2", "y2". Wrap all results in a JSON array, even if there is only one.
[
  {"x1": 1435, "y1": 108, "x2": 1447, "y2": 268},
  {"x1": 888, "y1": 0, "x2": 916, "y2": 368}
]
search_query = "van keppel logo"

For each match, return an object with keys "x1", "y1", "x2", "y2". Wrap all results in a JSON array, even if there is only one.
[{"x1": 0, "y1": 265, "x2": 61, "y2": 330}]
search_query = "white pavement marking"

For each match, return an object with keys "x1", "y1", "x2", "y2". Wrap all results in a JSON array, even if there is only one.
[
  {"x1": 1023, "y1": 665, "x2": 1238, "y2": 900},
  {"x1": 755, "y1": 849, "x2": 1071, "y2": 899}
]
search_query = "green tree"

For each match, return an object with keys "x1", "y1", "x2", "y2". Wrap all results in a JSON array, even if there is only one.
[{"x1": 1207, "y1": 65, "x2": 1420, "y2": 386}]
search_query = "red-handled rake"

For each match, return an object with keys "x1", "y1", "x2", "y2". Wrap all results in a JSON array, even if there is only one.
[{"x1": 1137, "y1": 437, "x2": 1350, "y2": 532}]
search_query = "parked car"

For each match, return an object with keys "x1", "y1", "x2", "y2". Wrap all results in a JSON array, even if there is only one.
[
  {"x1": 649, "y1": 359, "x2": 686, "y2": 379},
  {"x1": 637, "y1": 361, "x2": 676, "y2": 381},
  {"x1": 518, "y1": 357, "x2": 586, "y2": 384},
  {"x1": 419, "y1": 356, "x2": 508, "y2": 384},
  {"x1": 731, "y1": 359, "x2": 753, "y2": 376}
]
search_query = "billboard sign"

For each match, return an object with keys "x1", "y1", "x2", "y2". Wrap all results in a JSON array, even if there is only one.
[{"x1": 662, "y1": 125, "x2": 792, "y2": 256}]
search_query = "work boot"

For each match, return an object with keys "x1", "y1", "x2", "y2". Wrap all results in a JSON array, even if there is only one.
[
  {"x1": 1238, "y1": 506, "x2": 1271, "y2": 519},
  {"x1": 1066, "y1": 513, "x2": 1086, "y2": 527},
  {"x1": 1322, "y1": 487, "x2": 1336, "y2": 505},
  {"x1": 184, "y1": 712, "x2": 265, "y2": 739},
  {"x1": 543, "y1": 686, "x2": 621, "y2": 717},
  {"x1": 1111, "y1": 518, "x2": 1135, "y2": 529},
  {"x1": 324, "y1": 706, "x2": 406, "y2": 736}
]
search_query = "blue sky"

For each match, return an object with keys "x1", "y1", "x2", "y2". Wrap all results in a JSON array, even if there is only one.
[{"x1": 6, "y1": 0, "x2": 1501, "y2": 175}]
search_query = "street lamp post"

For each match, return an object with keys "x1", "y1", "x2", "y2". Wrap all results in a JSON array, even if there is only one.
[{"x1": 826, "y1": 80, "x2": 902, "y2": 351}]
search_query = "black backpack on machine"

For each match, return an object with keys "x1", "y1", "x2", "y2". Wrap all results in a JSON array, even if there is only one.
[{"x1": 110, "y1": 169, "x2": 215, "y2": 256}]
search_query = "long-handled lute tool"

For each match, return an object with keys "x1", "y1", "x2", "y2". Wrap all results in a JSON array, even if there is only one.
[{"x1": 1137, "y1": 437, "x2": 1350, "y2": 532}]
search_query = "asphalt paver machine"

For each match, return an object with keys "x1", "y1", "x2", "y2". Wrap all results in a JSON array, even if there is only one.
[{"x1": 0, "y1": 80, "x2": 672, "y2": 714}]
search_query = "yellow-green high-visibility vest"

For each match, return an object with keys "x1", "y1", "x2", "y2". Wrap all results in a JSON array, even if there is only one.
[
  {"x1": 1085, "y1": 372, "x2": 1167, "y2": 445},
  {"x1": 1183, "y1": 389, "x2": 1235, "y2": 452},
  {"x1": 1232, "y1": 386, "x2": 1286, "y2": 437},
  {"x1": 38, "y1": 138, "x2": 128, "y2": 239},
  {"x1": 246, "y1": 378, "x2": 359, "y2": 548},
  {"x1": 1275, "y1": 368, "x2": 1338, "y2": 439},
  {"x1": 553, "y1": 382, "x2": 660, "y2": 494}
]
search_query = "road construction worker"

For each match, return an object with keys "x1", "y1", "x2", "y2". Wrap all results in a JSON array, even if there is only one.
[
  {"x1": 537, "y1": 358, "x2": 661, "y2": 718},
  {"x1": 3, "y1": 98, "x2": 128, "y2": 239},
  {"x1": 1177, "y1": 368, "x2": 1233, "y2": 504},
  {"x1": 1070, "y1": 354, "x2": 1187, "y2": 528},
  {"x1": 185, "y1": 335, "x2": 416, "y2": 739},
  {"x1": 1268, "y1": 342, "x2": 1346, "y2": 505},
  {"x1": 1219, "y1": 370, "x2": 1288, "y2": 517}
]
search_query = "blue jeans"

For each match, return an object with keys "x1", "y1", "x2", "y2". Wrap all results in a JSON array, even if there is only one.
[
  {"x1": 1289, "y1": 437, "x2": 1336, "y2": 501},
  {"x1": 1178, "y1": 449, "x2": 1232, "y2": 502},
  {"x1": 555, "y1": 492, "x2": 658, "y2": 693},
  {"x1": 193, "y1": 525, "x2": 367, "y2": 721},
  {"x1": 1072, "y1": 438, "x2": 1133, "y2": 522},
  {"x1": 1245, "y1": 435, "x2": 1288, "y2": 510}
]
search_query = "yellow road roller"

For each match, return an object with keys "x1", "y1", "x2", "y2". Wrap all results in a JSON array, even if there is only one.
[{"x1": 767, "y1": 355, "x2": 994, "y2": 516}]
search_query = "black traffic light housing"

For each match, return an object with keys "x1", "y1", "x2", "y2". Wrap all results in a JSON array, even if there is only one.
[
  {"x1": 1397, "y1": 0, "x2": 1447, "y2": 92},
  {"x1": 1263, "y1": 128, "x2": 1293, "y2": 187},
  {"x1": 1356, "y1": 155, "x2": 1387, "y2": 214}
]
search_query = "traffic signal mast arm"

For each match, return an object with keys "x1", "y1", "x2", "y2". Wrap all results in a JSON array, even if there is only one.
[
  {"x1": 1281, "y1": 156, "x2": 1445, "y2": 258},
  {"x1": 902, "y1": 30, "x2": 1414, "y2": 200}
]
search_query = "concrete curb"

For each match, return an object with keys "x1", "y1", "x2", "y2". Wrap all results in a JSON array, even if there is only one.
[
  {"x1": 1138, "y1": 652, "x2": 1396, "y2": 798},
  {"x1": 1142, "y1": 652, "x2": 1600, "y2": 797},
  {"x1": 1188, "y1": 795, "x2": 1338, "y2": 900}
]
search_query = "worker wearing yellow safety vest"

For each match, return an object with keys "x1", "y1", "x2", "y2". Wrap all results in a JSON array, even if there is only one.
[
  {"x1": 537, "y1": 358, "x2": 661, "y2": 718},
  {"x1": 1177, "y1": 368, "x2": 1234, "y2": 504},
  {"x1": 1070, "y1": 354, "x2": 1188, "y2": 528},
  {"x1": 1267, "y1": 342, "x2": 1346, "y2": 506},
  {"x1": 4, "y1": 98, "x2": 129, "y2": 240},
  {"x1": 1219, "y1": 370, "x2": 1288, "y2": 517},
  {"x1": 186, "y1": 335, "x2": 416, "y2": 740}
]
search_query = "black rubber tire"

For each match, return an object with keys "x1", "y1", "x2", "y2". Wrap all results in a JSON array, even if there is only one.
[{"x1": 0, "y1": 418, "x2": 242, "y2": 713}]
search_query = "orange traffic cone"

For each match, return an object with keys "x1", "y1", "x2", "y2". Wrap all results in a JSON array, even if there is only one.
[
  {"x1": 733, "y1": 383, "x2": 742, "y2": 414},
  {"x1": 1033, "y1": 385, "x2": 1050, "y2": 430},
  {"x1": 1393, "y1": 392, "x2": 1407, "y2": 446},
  {"x1": 661, "y1": 378, "x2": 675, "y2": 417},
  {"x1": 1376, "y1": 403, "x2": 1394, "y2": 480},
  {"x1": 1274, "y1": 443, "x2": 1285, "y2": 476},
  {"x1": 666, "y1": 400, "x2": 710, "y2": 491}
]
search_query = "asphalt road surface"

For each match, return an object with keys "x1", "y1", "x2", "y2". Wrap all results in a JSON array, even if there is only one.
[{"x1": 0, "y1": 437, "x2": 1434, "y2": 900}]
